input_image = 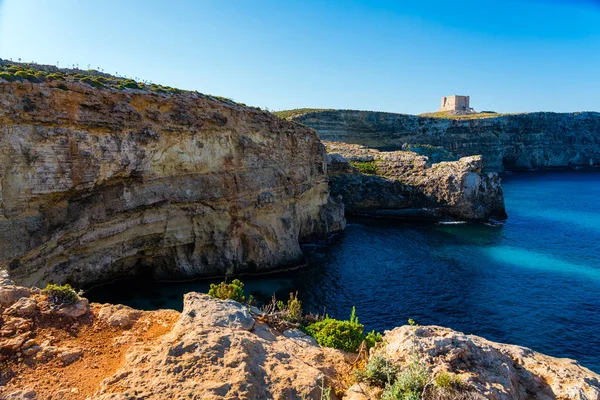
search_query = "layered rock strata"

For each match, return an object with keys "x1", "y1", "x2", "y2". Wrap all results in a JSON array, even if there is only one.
[
  {"x1": 325, "y1": 142, "x2": 507, "y2": 221},
  {"x1": 293, "y1": 110, "x2": 600, "y2": 172},
  {"x1": 0, "y1": 81, "x2": 345, "y2": 287}
]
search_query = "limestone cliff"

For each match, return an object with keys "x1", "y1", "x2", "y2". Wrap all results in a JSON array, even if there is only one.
[
  {"x1": 325, "y1": 142, "x2": 507, "y2": 221},
  {"x1": 0, "y1": 81, "x2": 345, "y2": 287},
  {"x1": 292, "y1": 110, "x2": 600, "y2": 172}
]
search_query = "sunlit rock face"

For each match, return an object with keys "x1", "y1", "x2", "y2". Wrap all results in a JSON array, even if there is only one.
[
  {"x1": 294, "y1": 110, "x2": 600, "y2": 172},
  {"x1": 0, "y1": 81, "x2": 345, "y2": 287},
  {"x1": 325, "y1": 142, "x2": 507, "y2": 221}
]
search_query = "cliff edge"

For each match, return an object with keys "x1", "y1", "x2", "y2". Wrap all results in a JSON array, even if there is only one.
[
  {"x1": 0, "y1": 81, "x2": 345, "y2": 287},
  {"x1": 290, "y1": 109, "x2": 600, "y2": 172}
]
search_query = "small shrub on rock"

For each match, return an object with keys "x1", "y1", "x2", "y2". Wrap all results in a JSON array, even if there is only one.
[
  {"x1": 0, "y1": 72, "x2": 15, "y2": 81},
  {"x1": 381, "y1": 356, "x2": 429, "y2": 400},
  {"x1": 354, "y1": 355, "x2": 399, "y2": 388},
  {"x1": 350, "y1": 161, "x2": 378, "y2": 175},
  {"x1": 434, "y1": 371, "x2": 464, "y2": 390},
  {"x1": 303, "y1": 307, "x2": 382, "y2": 353},
  {"x1": 14, "y1": 70, "x2": 38, "y2": 82},
  {"x1": 208, "y1": 279, "x2": 246, "y2": 302},
  {"x1": 43, "y1": 283, "x2": 79, "y2": 305}
]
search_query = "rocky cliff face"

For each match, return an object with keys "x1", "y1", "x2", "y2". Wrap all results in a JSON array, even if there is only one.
[
  {"x1": 0, "y1": 81, "x2": 345, "y2": 287},
  {"x1": 1, "y1": 285, "x2": 598, "y2": 400},
  {"x1": 293, "y1": 110, "x2": 600, "y2": 172},
  {"x1": 325, "y1": 142, "x2": 507, "y2": 221}
]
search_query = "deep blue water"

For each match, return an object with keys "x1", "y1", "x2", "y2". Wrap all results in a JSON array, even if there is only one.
[{"x1": 87, "y1": 170, "x2": 600, "y2": 373}]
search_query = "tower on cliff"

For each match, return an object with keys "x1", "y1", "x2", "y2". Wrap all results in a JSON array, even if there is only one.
[{"x1": 439, "y1": 95, "x2": 474, "y2": 112}]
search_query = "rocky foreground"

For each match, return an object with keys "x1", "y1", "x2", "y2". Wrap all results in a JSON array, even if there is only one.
[
  {"x1": 1, "y1": 285, "x2": 598, "y2": 400},
  {"x1": 325, "y1": 142, "x2": 507, "y2": 221}
]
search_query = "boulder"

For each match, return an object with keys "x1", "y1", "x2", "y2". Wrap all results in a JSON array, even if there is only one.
[
  {"x1": 0, "y1": 286, "x2": 31, "y2": 307},
  {"x1": 98, "y1": 304, "x2": 142, "y2": 328}
]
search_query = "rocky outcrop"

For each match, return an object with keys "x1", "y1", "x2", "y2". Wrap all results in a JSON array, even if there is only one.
[
  {"x1": 0, "y1": 81, "x2": 345, "y2": 287},
  {"x1": 0, "y1": 285, "x2": 350, "y2": 400},
  {"x1": 293, "y1": 110, "x2": 600, "y2": 172},
  {"x1": 347, "y1": 325, "x2": 600, "y2": 400},
  {"x1": 2, "y1": 285, "x2": 598, "y2": 400},
  {"x1": 325, "y1": 142, "x2": 507, "y2": 221}
]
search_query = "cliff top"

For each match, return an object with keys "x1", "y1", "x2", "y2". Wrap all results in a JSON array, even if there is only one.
[
  {"x1": 277, "y1": 107, "x2": 599, "y2": 121},
  {"x1": 0, "y1": 58, "x2": 247, "y2": 109}
]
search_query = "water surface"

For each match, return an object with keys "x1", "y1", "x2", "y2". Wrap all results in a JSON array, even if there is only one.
[{"x1": 88, "y1": 170, "x2": 600, "y2": 372}]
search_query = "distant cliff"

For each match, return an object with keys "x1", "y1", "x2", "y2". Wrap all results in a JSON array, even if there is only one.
[
  {"x1": 291, "y1": 110, "x2": 600, "y2": 171},
  {"x1": 0, "y1": 81, "x2": 345, "y2": 287},
  {"x1": 325, "y1": 142, "x2": 506, "y2": 221}
]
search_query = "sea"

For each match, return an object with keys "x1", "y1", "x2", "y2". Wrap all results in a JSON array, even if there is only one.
[{"x1": 87, "y1": 170, "x2": 600, "y2": 373}]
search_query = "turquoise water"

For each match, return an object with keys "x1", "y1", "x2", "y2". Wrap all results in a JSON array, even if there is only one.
[{"x1": 87, "y1": 170, "x2": 600, "y2": 372}]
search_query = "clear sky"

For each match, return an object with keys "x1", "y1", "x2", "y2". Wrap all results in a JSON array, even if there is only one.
[{"x1": 0, "y1": 0, "x2": 599, "y2": 114}]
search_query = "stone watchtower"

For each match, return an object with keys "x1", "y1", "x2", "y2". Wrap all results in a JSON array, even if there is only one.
[{"x1": 439, "y1": 95, "x2": 472, "y2": 112}]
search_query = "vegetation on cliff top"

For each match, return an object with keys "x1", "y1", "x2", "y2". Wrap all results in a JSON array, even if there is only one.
[
  {"x1": 273, "y1": 108, "x2": 335, "y2": 119},
  {"x1": 42, "y1": 283, "x2": 79, "y2": 305},
  {"x1": 418, "y1": 110, "x2": 513, "y2": 119},
  {"x1": 0, "y1": 58, "x2": 244, "y2": 107},
  {"x1": 350, "y1": 160, "x2": 379, "y2": 175},
  {"x1": 207, "y1": 278, "x2": 382, "y2": 353}
]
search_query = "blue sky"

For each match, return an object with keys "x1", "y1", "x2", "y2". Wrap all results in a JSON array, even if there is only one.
[{"x1": 0, "y1": 0, "x2": 599, "y2": 114}]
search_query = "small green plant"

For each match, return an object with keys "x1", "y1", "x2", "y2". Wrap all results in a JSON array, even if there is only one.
[
  {"x1": 42, "y1": 283, "x2": 79, "y2": 305},
  {"x1": 0, "y1": 72, "x2": 15, "y2": 82},
  {"x1": 408, "y1": 318, "x2": 417, "y2": 326},
  {"x1": 208, "y1": 279, "x2": 246, "y2": 302},
  {"x1": 350, "y1": 161, "x2": 378, "y2": 175},
  {"x1": 434, "y1": 371, "x2": 464, "y2": 390},
  {"x1": 46, "y1": 73, "x2": 65, "y2": 81},
  {"x1": 303, "y1": 307, "x2": 382, "y2": 353},
  {"x1": 121, "y1": 80, "x2": 142, "y2": 90},
  {"x1": 354, "y1": 355, "x2": 399, "y2": 388},
  {"x1": 381, "y1": 356, "x2": 429, "y2": 400},
  {"x1": 286, "y1": 292, "x2": 302, "y2": 322},
  {"x1": 365, "y1": 329, "x2": 383, "y2": 348},
  {"x1": 14, "y1": 70, "x2": 38, "y2": 82}
]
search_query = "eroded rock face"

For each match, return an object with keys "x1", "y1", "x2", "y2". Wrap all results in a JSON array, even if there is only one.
[
  {"x1": 0, "y1": 81, "x2": 345, "y2": 287},
  {"x1": 325, "y1": 142, "x2": 506, "y2": 221},
  {"x1": 93, "y1": 293, "x2": 348, "y2": 400},
  {"x1": 356, "y1": 325, "x2": 600, "y2": 400},
  {"x1": 294, "y1": 110, "x2": 600, "y2": 172}
]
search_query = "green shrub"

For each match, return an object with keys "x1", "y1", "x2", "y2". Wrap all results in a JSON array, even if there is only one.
[
  {"x1": 122, "y1": 80, "x2": 142, "y2": 90},
  {"x1": 42, "y1": 283, "x2": 79, "y2": 305},
  {"x1": 0, "y1": 72, "x2": 15, "y2": 82},
  {"x1": 350, "y1": 161, "x2": 378, "y2": 175},
  {"x1": 14, "y1": 70, "x2": 38, "y2": 82},
  {"x1": 365, "y1": 329, "x2": 383, "y2": 348},
  {"x1": 46, "y1": 73, "x2": 65, "y2": 81},
  {"x1": 434, "y1": 371, "x2": 464, "y2": 390},
  {"x1": 381, "y1": 356, "x2": 429, "y2": 400},
  {"x1": 303, "y1": 307, "x2": 382, "y2": 353},
  {"x1": 354, "y1": 355, "x2": 399, "y2": 388},
  {"x1": 208, "y1": 279, "x2": 246, "y2": 302},
  {"x1": 286, "y1": 292, "x2": 302, "y2": 322}
]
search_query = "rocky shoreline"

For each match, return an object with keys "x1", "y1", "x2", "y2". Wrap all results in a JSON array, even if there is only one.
[{"x1": 324, "y1": 142, "x2": 507, "y2": 221}]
